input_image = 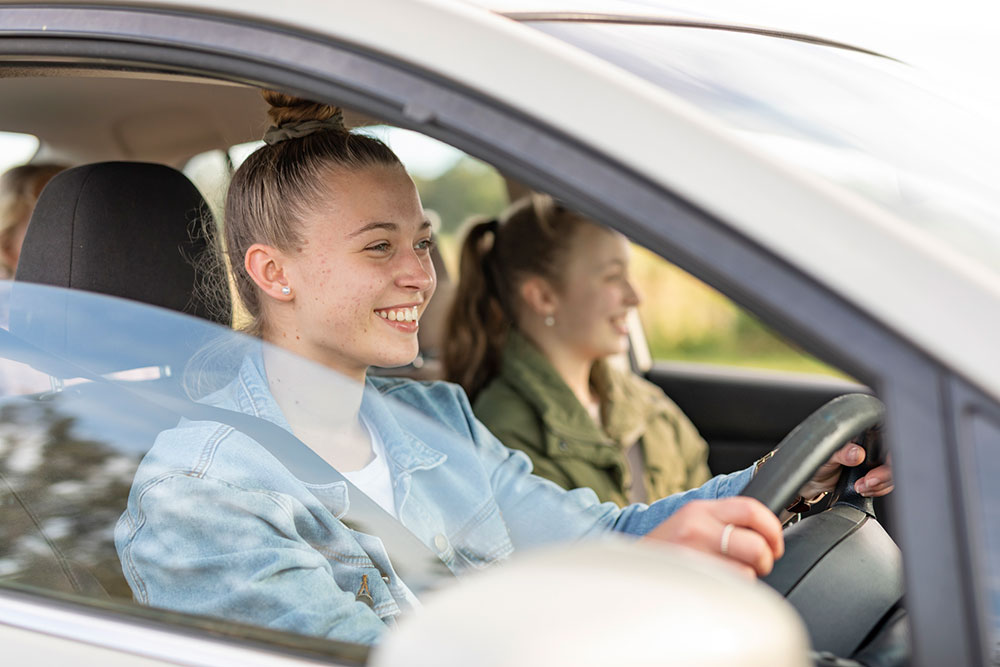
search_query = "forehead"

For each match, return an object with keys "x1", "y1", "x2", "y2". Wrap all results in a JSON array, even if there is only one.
[
  {"x1": 566, "y1": 222, "x2": 628, "y2": 262},
  {"x1": 307, "y1": 165, "x2": 424, "y2": 234}
]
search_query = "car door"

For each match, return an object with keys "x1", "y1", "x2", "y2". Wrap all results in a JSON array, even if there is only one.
[{"x1": 1, "y1": 2, "x2": 997, "y2": 665}]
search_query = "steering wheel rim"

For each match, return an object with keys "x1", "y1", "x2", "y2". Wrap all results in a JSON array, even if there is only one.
[{"x1": 741, "y1": 393, "x2": 885, "y2": 515}]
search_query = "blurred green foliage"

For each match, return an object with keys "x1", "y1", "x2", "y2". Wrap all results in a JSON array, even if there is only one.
[{"x1": 414, "y1": 157, "x2": 508, "y2": 235}]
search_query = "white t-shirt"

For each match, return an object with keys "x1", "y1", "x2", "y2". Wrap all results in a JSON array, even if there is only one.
[{"x1": 341, "y1": 416, "x2": 398, "y2": 519}]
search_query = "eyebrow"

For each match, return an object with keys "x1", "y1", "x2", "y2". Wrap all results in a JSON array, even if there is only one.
[{"x1": 348, "y1": 220, "x2": 432, "y2": 238}]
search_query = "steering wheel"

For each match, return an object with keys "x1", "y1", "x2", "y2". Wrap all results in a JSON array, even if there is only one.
[
  {"x1": 741, "y1": 393, "x2": 884, "y2": 514},
  {"x1": 740, "y1": 394, "x2": 906, "y2": 663}
]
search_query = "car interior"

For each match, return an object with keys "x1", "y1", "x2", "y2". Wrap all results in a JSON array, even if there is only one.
[{"x1": 0, "y1": 64, "x2": 901, "y2": 661}]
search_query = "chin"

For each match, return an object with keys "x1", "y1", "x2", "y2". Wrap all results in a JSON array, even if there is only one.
[{"x1": 371, "y1": 348, "x2": 420, "y2": 370}]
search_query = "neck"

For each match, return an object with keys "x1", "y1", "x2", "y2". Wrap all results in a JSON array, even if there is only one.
[
  {"x1": 523, "y1": 329, "x2": 597, "y2": 412},
  {"x1": 261, "y1": 343, "x2": 373, "y2": 472}
]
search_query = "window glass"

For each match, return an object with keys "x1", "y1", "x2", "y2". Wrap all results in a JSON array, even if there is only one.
[
  {"x1": 967, "y1": 409, "x2": 1000, "y2": 661},
  {"x1": 0, "y1": 281, "x2": 627, "y2": 653},
  {"x1": 632, "y1": 245, "x2": 842, "y2": 376},
  {"x1": 0, "y1": 133, "x2": 39, "y2": 173}
]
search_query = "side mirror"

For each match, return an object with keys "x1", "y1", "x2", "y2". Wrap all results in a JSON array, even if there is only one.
[{"x1": 372, "y1": 537, "x2": 811, "y2": 667}]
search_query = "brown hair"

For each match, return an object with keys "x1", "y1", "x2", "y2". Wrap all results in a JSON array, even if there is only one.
[
  {"x1": 221, "y1": 91, "x2": 404, "y2": 336},
  {"x1": 442, "y1": 193, "x2": 589, "y2": 399},
  {"x1": 0, "y1": 163, "x2": 68, "y2": 276}
]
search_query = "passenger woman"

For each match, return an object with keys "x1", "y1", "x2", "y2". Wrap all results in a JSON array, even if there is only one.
[
  {"x1": 116, "y1": 92, "x2": 891, "y2": 645},
  {"x1": 444, "y1": 195, "x2": 712, "y2": 504}
]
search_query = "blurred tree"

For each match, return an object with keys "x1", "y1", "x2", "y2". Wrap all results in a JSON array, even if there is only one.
[{"x1": 414, "y1": 157, "x2": 508, "y2": 236}]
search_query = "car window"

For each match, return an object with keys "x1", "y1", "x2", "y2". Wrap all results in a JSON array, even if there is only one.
[
  {"x1": 0, "y1": 132, "x2": 39, "y2": 173},
  {"x1": 2, "y1": 280, "x2": 655, "y2": 655},
  {"x1": 630, "y1": 244, "x2": 842, "y2": 376},
  {"x1": 0, "y1": 281, "x2": 473, "y2": 658}
]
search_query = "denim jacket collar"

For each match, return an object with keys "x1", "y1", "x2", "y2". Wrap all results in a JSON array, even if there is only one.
[{"x1": 237, "y1": 348, "x2": 446, "y2": 494}]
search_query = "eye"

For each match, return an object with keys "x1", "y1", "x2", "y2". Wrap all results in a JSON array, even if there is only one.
[
  {"x1": 365, "y1": 241, "x2": 391, "y2": 253},
  {"x1": 415, "y1": 236, "x2": 435, "y2": 253}
]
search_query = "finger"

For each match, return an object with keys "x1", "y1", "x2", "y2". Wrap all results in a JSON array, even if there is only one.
[
  {"x1": 856, "y1": 477, "x2": 895, "y2": 497},
  {"x1": 855, "y1": 464, "x2": 894, "y2": 496},
  {"x1": 723, "y1": 526, "x2": 776, "y2": 577},
  {"x1": 830, "y1": 442, "x2": 865, "y2": 467},
  {"x1": 705, "y1": 497, "x2": 784, "y2": 559}
]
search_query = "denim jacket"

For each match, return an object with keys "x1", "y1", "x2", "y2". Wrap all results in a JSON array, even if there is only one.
[{"x1": 115, "y1": 352, "x2": 752, "y2": 645}]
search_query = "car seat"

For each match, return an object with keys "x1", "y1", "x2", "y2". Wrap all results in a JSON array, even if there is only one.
[{"x1": 0, "y1": 162, "x2": 229, "y2": 600}]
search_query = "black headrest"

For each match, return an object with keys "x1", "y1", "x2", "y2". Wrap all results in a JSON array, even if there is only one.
[{"x1": 14, "y1": 161, "x2": 230, "y2": 324}]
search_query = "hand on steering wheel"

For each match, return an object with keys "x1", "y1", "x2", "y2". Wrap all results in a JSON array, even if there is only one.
[
  {"x1": 801, "y1": 443, "x2": 894, "y2": 500},
  {"x1": 642, "y1": 496, "x2": 784, "y2": 579}
]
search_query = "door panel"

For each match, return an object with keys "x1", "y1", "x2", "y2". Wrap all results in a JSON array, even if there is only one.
[{"x1": 645, "y1": 360, "x2": 869, "y2": 474}]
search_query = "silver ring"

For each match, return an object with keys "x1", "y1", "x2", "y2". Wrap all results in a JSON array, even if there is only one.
[{"x1": 720, "y1": 523, "x2": 735, "y2": 557}]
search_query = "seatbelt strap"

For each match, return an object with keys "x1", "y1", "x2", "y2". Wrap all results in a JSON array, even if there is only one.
[{"x1": 0, "y1": 329, "x2": 456, "y2": 590}]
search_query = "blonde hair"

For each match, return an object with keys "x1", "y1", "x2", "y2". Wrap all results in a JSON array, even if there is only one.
[
  {"x1": 443, "y1": 194, "x2": 590, "y2": 399},
  {"x1": 221, "y1": 91, "x2": 404, "y2": 336},
  {"x1": 0, "y1": 163, "x2": 67, "y2": 277}
]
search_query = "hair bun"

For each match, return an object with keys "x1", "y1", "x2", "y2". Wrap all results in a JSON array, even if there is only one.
[{"x1": 261, "y1": 90, "x2": 342, "y2": 127}]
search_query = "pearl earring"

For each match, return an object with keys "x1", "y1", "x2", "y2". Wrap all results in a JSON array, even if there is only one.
[
  {"x1": 281, "y1": 286, "x2": 291, "y2": 296},
  {"x1": 544, "y1": 315, "x2": 555, "y2": 327}
]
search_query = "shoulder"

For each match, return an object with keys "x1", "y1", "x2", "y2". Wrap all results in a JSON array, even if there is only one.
[
  {"x1": 473, "y1": 376, "x2": 544, "y2": 444},
  {"x1": 474, "y1": 376, "x2": 535, "y2": 423}
]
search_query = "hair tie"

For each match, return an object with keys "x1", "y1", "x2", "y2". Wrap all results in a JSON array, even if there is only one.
[{"x1": 263, "y1": 110, "x2": 345, "y2": 145}]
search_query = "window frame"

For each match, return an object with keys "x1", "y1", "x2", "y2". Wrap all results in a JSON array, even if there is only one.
[{"x1": 0, "y1": 5, "x2": 989, "y2": 663}]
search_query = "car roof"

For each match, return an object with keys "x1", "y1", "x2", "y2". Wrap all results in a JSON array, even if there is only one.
[{"x1": 3, "y1": 0, "x2": 999, "y2": 400}]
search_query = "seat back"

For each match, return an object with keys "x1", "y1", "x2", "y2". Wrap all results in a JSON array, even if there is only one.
[{"x1": 0, "y1": 162, "x2": 230, "y2": 600}]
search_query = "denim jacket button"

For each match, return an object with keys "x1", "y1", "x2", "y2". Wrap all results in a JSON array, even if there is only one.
[{"x1": 433, "y1": 533, "x2": 449, "y2": 553}]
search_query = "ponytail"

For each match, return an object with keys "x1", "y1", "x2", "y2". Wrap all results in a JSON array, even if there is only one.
[
  {"x1": 443, "y1": 194, "x2": 591, "y2": 400},
  {"x1": 442, "y1": 217, "x2": 509, "y2": 400}
]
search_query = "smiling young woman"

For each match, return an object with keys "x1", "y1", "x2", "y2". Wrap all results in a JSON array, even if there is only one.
[{"x1": 114, "y1": 91, "x2": 890, "y2": 647}]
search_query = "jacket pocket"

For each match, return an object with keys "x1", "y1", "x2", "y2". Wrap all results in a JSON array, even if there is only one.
[{"x1": 448, "y1": 500, "x2": 513, "y2": 570}]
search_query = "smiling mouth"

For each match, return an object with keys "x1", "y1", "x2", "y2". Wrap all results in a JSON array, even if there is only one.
[{"x1": 375, "y1": 306, "x2": 420, "y2": 322}]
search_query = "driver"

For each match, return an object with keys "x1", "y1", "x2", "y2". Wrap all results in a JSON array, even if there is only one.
[{"x1": 114, "y1": 92, "x2": 893, "y2": 645}]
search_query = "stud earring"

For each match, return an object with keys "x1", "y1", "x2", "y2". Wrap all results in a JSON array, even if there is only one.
[
  {"x1": 281, "y1": 286, "x2": 291, "y2": 296},
  {"x1": 544, "y1": 315, "x2": 555, "y2": 327}
]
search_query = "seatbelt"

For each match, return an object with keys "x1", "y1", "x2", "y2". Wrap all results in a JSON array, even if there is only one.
[{"x1": 0, "y1": 328, "x2": 456, "y2": 592}]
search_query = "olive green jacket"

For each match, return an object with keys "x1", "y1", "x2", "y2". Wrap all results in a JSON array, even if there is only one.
[{"x1": 473, "y1": 332, "x2": 712, "y2": 506}]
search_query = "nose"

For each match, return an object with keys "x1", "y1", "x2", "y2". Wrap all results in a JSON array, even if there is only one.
[
  {"x1": 624, "y1": 278, "x2": 641, "y2": 308},
  {"x1": 396, "y1": 248, "x2": 436, "y2": 293}
]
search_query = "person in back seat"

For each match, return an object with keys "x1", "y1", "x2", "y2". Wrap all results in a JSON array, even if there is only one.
[
  {"x1": 443, "y1": 195, "x2": 710, "y2": 505},
  {"x1": 0, "y1": 163, "x2": 67, "y2": 279}
]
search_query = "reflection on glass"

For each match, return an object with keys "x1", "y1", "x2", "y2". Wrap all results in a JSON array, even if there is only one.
[
  {"x1": 0, "y1": 280, "x2": 756, "y2": 648},
  {"x1": 535, "y1": 23, "x2": 1000, "y2": 276}
]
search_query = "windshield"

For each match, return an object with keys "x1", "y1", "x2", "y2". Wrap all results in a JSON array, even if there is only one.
[{"x1": 529, "y1": 22, "x2": 1000, "y2": 277}]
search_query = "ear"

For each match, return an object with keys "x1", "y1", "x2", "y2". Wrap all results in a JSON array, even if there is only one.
[
  {"x1": 245, "y1": 243, "x2": 293, "y2": 301},
  {"x1": 518, "y1": 275, "x2": 559, "y2": 318}
]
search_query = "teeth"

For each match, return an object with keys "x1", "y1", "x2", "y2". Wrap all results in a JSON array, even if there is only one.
[{"x1": 377, "y1": 307, "x2": 420, "y2": 322}]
